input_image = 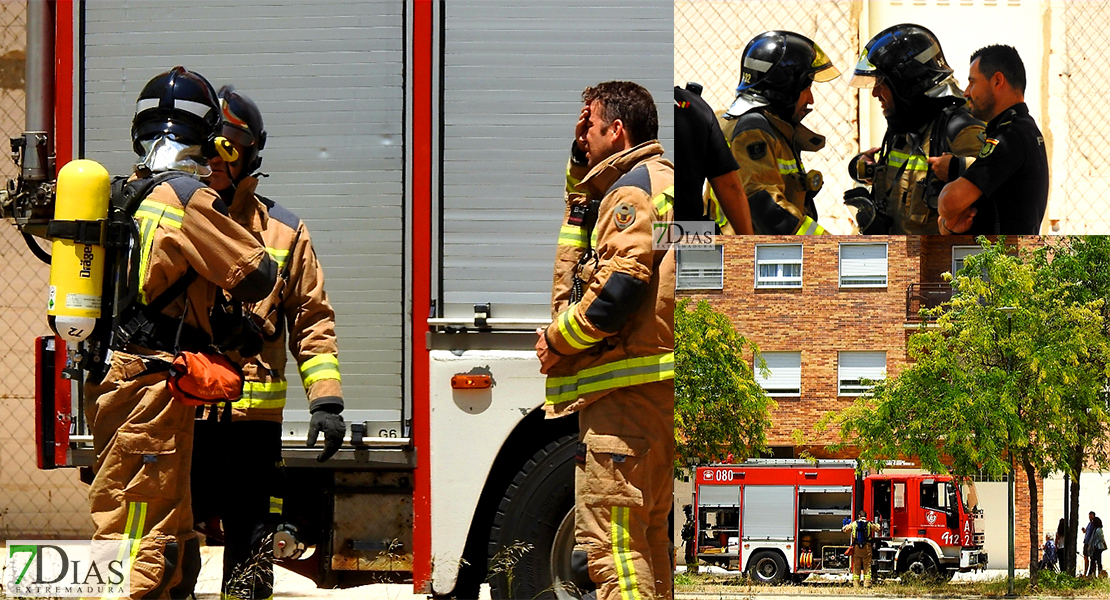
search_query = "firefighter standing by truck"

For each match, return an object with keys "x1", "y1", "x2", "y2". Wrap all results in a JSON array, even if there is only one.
[
  {"x1": 84, "y1": 67, "x2": 277, "y2": 599},
  {"x1": 191, "y1": 85, "x2": 346, "y2": 600},
  {"x1": 843, "y1": 510, "x2": 882, "y2": 587},
  {"x1": 720, "y1": 31, "x2": 839, "y2": 235},
  {"x1": 536, "y1": 81, "x2": 675, "y2": 600},
  {"x1": 844, "y1": 24, "x2": 985, "y2": 235}
]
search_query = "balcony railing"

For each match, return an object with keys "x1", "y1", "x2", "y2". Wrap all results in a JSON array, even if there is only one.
[{"x1": 906, "y1": 283, "x2": 954, "y2": 322}]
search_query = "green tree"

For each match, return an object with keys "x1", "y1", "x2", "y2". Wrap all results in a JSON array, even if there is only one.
[
  {"x1": 1032, "y1": 236, "x2": 1110, "y2": 574},
  {"x1": 830, "y1": 238, "x2": 1109, "y2": 589},
  {"x1": 675, "y1": 298, "x2": 775, "y2": 477}
]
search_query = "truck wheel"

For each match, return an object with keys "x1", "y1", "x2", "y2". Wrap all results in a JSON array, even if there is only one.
[
  {"x1": 902, "y1": 550, "x2": 941, "y2": 580},
  {"x1": 747, "y1": 551, "x2": 787, "y2": 584},
  {"x1": 489, "y1": 434, "x2": 589, "y2": 600}
]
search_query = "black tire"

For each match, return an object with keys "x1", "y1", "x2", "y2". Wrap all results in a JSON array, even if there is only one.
[
  {"x1": 488, "y1": 434, "x2": 590, "y2": 600},
  {"x1": 747, "y1": 550, "x2": 788, "y2": 585},
  {"x1": 901, "y1": 549, "x2": 941, "y2": 581}
]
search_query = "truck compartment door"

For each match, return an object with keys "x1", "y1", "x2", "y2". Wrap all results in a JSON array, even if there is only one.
[{"x1": 743, "y1": 486, "x2": 796, "y2": 541}]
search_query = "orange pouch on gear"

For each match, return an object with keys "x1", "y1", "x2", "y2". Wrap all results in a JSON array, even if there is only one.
[{"x1": 167, "y1": 352, "x2": 243, "y2": 406}]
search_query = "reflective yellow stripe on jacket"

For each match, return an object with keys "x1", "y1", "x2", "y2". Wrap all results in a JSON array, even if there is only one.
[
  {"x1": 134, "y1": 199, "x2": 185, "y2": 304},
  {"x1": 558, "y1": 224, "x2": 589, "y2": 248},
  {"x1": 556, "y1": 306, "x2": 605, "y2": 351},
  {"x1": 300, "y1": 354, "x2": 341, "y2": 387},
  {"x1": 652, "y1": 185, "x2": 674, "y2": 214},
  {"x1": 887, "y1": 151, "x2": 928, "y2": 171},
  {"x1": 232, "y1": 380, "x2": 287, "y2": 410},
  {"x1": 794, "y1": 216, "x2": 828, "y2": 235},
  {"x1": 546, "y1": 352, "x2": 674, "y2": 404},
  {"x1": 266, "y1": 246, "x2": 289, "y2": 270},
  {"x1": 777, "y1": 158, "x2": 799, "y2": 176},
  {"x1": 708, "y1": 190, "x2": 730, "y2": 231}
]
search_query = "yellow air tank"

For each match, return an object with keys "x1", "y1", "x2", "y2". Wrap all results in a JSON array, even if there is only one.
[{"x1": 47, "y1": 159, "x2": 110, "y2": 344}]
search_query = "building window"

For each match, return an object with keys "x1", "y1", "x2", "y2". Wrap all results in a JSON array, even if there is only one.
[
  {"x1": 839, "y1": 242, "x2": 888, "y2": 287},
  {"x1": 952, "y1": 245, "x2": 984, "y2": 275},
  {"x1": 677, "y1": 246, "x2": 724, "y2": 290},
  {"x1": 755, "y1": 244, "x2": 802, "y2": 289},
  {"x1": 838, "y1": 351, "x2": 887, "y2": 395},
  {"x1": 755, "y1": 351, "x2": 801, "y2": 397}
]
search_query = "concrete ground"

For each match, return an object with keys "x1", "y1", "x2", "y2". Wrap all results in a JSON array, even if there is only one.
[
  {"x1": 0, "y1": 543, "x2": 490, "y2": 599},
  {"x1": 194, "y1": 546, "x2": 435, "y2": 600}
]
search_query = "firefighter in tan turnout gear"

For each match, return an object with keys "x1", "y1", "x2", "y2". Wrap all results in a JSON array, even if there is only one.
[
  {"x1": 721, "y1": 31, "x2": 840, "y2": 235},
  {"x1": 536, "y1": 81, "x2": 675, "y2": 600},
  {"x1": 85, "y1": 67, "x2": 277, "y2": 599},
  {"x1": 192, "y1": 86, "x2": 346, "y2": 600},
  {"x1": 843, "y1": 511, "x2": 882, "y2": 587},
  {"x1": 844, "y1": 23, "x2": 985, "y2": 234}
]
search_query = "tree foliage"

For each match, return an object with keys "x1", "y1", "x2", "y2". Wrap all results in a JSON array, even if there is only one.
[
  {"x1": 830, "y1": 237, "x2": 1110, "y2": 588},
  {"x1": 675, "y1": 298, "x2": 775, "y2": 476}
]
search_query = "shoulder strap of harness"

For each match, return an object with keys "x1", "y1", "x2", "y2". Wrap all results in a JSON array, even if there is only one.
[{"x1": 108, "y1": 172, "x2": 208, "y2": 352}]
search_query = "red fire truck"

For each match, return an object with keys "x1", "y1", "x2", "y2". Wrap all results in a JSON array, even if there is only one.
[{"x1": 693, "y1": 460, "x2": 988, "y2": 583}]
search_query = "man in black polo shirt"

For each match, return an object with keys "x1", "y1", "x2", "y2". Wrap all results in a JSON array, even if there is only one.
[
  {"x1": 675, "y1": 84, "x2": 753, "y2": 234},
  {"x1": 932, "y1": 44, "x2": 1048, "y2": 235}
]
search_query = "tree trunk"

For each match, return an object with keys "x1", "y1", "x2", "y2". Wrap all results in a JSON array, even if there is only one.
[
  {"x1": 1024, "y1": 457, "x2": 1040, "y2": 589},
  {"x1": 1067, "y1": 445, "x2": 1084, "y2": 576}
]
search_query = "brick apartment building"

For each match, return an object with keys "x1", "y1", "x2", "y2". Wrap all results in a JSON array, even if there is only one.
[{"x1": 677, "y1": 235, "x2": 1046, "y2": 569}]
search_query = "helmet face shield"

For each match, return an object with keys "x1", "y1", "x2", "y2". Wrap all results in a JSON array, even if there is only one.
[
  {"x1": 851, "y1": 24, "x2": 954, "y2": 100},
  {"x1": 136, "y1": 135, "x2": 211, "y2": 177},
  {"x1": 810, "y1": 43, "x2": 841, "y2": 83},
  {"x1": 220, "y1": 122, "x2": 256, "y2": 150},
  {"x1": 849, "y1": 49, "x2": 882, "y2": 88}
]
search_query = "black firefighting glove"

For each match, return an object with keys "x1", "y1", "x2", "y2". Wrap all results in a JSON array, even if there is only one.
[{"x1": 307, "y1": 398, "x2": 345, "y2": 462}]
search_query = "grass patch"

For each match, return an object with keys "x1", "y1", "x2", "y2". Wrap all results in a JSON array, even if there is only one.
[{"x1": 676, "y1": 568, "x2": 1110, "y2": 597}]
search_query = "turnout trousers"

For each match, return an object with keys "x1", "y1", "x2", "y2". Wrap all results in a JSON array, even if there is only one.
[
  {"x1": 86, "y1": 351, "x2": 201, "y2": 599},
  {"x1": 576, "y1": 379, "x2": 675, "y2": 600}
]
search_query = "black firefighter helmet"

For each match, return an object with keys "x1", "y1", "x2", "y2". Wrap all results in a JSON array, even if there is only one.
[
  {"x1": 732, "y1": 31, "x2": 840, "y2": 114},
  {"x1": 131, "y1": 66, "x2": 221, "y2": 158},
  {"x1": 849, "y1": 24, "x2": 956, "y2": 101},
  {"x1": 217, "y1": 85, "x2": 267, "y2": 178}
]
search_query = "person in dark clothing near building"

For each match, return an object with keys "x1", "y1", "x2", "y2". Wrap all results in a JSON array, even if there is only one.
[
  {"x1": 933, "y1": 44, "x2": 1049, "y2": 235},
  {"x1": 1089, "y1": 516, "x2": 1106, "y2": 577},
  {"x1": 681, "y1": 504, "x2": 698, "y2": 573},
  {"x1": 675, "y1": 84, "x2": 753, "y2": 234}
]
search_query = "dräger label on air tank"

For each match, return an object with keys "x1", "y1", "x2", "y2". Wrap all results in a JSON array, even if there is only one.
[{"x1": 66, "y1": 293, "x2": 102, "y2": 311}]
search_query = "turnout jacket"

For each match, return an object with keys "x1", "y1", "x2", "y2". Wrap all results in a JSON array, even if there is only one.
[
  {"x1": 128, "y1": 173, "x2": 276, "y2": 340},
  {"x1": 222, "y1": 176, "x2": 343, "y2": 422},
  {"x1": 543, "y1": 141, "x2": 675, "y2": 417},
  {"x1": 863, "y1": 107, "x2": 984, "y2": 235},
  {"x1": 721, "y1": 108, "x2": 826, "y2": 235}
]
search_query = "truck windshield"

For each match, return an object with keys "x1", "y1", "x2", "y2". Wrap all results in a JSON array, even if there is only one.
[{"x1": 960, "y1": 479, "x2": 979, "y2": 513}]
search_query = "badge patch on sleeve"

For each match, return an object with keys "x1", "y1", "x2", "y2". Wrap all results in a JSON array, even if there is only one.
[
  {"x1": 613, "y1": 203, "x2": 636, "y2": 230},
  {"x1": 978, "y1": 138, "x2": 999, "y2": 158},
  {"x1": 747, "y1": 141, "x2": 768, "y2": 160}
]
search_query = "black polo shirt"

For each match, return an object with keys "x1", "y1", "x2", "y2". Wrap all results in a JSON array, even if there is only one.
[
  {"x1": 962, "y1": 102, "x2": 1049, "y2": 235},
  {"x1": 675, "y1": 85, "x2": 739, "y2": 222}
]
